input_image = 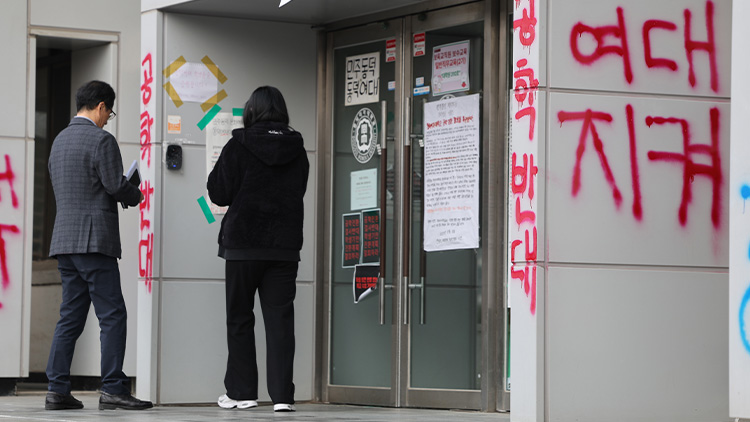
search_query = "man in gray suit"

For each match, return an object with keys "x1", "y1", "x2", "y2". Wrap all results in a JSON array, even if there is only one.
[{"x1": 45, "y1": 80, "x2": 152, "y2": 411}]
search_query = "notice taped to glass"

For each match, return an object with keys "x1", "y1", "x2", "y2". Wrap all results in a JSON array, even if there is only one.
[
  {"x1": 342, "y1": 213, "x2": 361, "y2": 267},
  {"x1": 361, "y1": 209, "x2": 380, "y2": 264},
  {"x1": 353, "y1": 264, "x2": 379, "y2": 304},
  {"x1": 345, "y1": 52, "x2": 379, "y2": 106},
  {"x1": 206, "y1": 112, "x2": 243, "y2": 214},
  {"x1": 422, "y1": 94, "x2": 480, "y2": 251}
]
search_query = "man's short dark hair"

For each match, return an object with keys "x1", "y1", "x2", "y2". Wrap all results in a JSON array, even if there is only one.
[{"x1": 75, "y1": 80, "x2": 116, "y2": 112}]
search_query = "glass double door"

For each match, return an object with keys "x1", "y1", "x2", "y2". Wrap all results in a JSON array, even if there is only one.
[{"x1": 324, "y1": 2, "x2": 497, "y2": 410}]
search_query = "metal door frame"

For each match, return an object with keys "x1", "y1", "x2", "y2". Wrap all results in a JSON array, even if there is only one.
[
  {"x1": 316, "y1": 0, "x2": 508, "y2": 411},
  {"x1": 400, "y1": 1, "x2": 503, "y2": 410},
  {"x1": 319, "y1": 18, "x2": 406, "y2": 408}
]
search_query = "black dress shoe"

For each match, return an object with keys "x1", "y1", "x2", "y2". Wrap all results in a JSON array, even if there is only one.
[
  {"x1": 45, "y1": 391, "x2": 83, "y2": 410},
  {"x1": 99, "y1": 392, "x2": 153, "y2": 410}
]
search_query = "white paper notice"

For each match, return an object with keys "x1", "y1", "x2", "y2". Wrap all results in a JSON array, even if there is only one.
[
  {"x1": 206, "y1": 112, "x2": 243, "y2": 214},
  {"x1": 169, "y1": 62, "x2": 218, "y2": 103},
  {"x1": 423, "y1": 94, "x2": 480, "y2": 251},
  {"x1": 345, "y1": 52, "x2": 380, "y2": 106},
  {"x1": 351, "y1": 168, "x2": 378, "y2": 211}
]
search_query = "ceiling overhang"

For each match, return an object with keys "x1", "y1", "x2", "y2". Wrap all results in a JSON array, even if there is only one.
[{"x1": 159, "y1": 0, "x2": 457, "y2": 28}]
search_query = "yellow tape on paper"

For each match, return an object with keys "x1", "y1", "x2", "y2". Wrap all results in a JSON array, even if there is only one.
[
  {"x1": 163, "y1": 56, "x2": 187, "y2": 78},
  {"x1": 201, "y1": 89, "x2": 228, "y2": 112},
  {"x1": 201, "y1": 56, "x2": 228, "y2": 84},
  {"x1": 163, "y1": 81, "x2": 183, "y2": 108}
]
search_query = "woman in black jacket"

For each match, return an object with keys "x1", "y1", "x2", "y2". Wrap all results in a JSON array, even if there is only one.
[{"x1": 207, "y1": 86, "x2": 309, "y2": 412}]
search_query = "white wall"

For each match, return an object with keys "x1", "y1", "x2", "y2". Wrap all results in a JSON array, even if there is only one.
[
  {"x1": 31, "y1": 0, "x2": 142, "y2": 144},
  {"x1": 729, "y1": 0, "x2": 750, "y2": 418},
  {"x1": 0, "y1": 0, "x2": 32, "y2": 378},
  {"x1": 510, "y1": 0, "x2": 731, "y2": 421},
  {"x1": 23, "y1": 0, "x2": 140, "y2": 376},
  {"x1": 138, "y1": 11, "x2": 318, "y2": 404}
]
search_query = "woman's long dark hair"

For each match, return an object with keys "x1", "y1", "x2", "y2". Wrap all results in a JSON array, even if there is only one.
[{"x1": 243, "y1": 86, "x2": 290, "y2": 128}]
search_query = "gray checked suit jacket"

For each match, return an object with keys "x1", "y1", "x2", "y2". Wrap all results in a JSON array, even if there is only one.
[{"x1": 48, "y1": 117, "x2": 141, "y2": 259}]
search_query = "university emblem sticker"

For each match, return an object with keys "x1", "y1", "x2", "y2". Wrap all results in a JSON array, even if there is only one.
[{"x1": 350, "y1": 108, "x2": 378, "y2": 164}]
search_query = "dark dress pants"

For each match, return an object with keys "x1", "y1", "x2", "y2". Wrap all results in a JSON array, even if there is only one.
[
  {"x1": 46, "y1": 253, "x2": 130, "y2": 396},
  {"x1": 224, "y1": 260, "x2": 297, "y2": 404}
]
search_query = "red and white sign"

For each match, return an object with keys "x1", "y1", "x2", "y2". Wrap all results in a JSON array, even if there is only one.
[
  {"x1": 413, "y1": 32, "x2": 426, "y2": 57},
  {"x1": 386, "y1": 38, "x2": 396, "y2": 63}
]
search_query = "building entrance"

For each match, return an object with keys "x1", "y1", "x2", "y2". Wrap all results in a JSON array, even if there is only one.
[{"x1": 321, "y1": 1, "x2": 508, "y2": 410}]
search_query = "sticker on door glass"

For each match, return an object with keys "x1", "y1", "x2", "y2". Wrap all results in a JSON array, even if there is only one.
[
  {"x1": 431, "y1": 40, "x2": 470, "y2": 95},
  {"x1": 413, "y1": 32, "x2": 426, "y2": 57},
  {"x1": 345, "y1": 52, "x2": 380, "y2": 106},
  {"x1": 385, "y1": 38, "x2": 396, "y2": 63},
  {"x1": 413, "y1": 86, "x2": 430, "y2": 96},
  {"x1": 350, "y1": 108, "x2": 378, "y2": 163}
]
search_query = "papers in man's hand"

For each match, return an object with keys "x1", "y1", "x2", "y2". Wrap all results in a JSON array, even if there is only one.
[
  {"x1": 121, "y1": 160, "x2": 141, "y2": 210},
  {"x1": 126, "y1": 159, "x2": 140, "y2": 186}
]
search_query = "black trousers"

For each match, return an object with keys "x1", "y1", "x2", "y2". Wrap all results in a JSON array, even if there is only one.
[
  {"x1": 46, "y1": 253, "x2": 130, "y2": 395},
  {"x1": 224, "y1": 260, "x2": 297, "y2": 404}
]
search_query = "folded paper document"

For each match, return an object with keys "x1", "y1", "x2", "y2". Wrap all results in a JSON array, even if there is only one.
[{"x1": 121, "y1": 160, "x2": 141, "y2": 209}]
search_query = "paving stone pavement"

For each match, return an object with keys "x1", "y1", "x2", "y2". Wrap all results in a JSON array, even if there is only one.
[{"x1": 0, "y1": 392, "x2": 512, "y2": 422}]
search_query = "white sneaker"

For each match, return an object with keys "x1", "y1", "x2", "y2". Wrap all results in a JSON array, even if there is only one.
[
  {"x1": 274, "y1": 403, "x2": 296, "y2": 412},
  {"x1": 218, "y1": 394, "x2": 258, "y2": 409}
]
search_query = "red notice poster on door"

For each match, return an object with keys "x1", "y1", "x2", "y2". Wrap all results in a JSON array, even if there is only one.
[
  {"x1": 361, "y1": 209, "x2": 380, "y2": 264},
  {"x1": 353, "y1": 264, "x2": 379, "y2": 303},
  {"x1": 342, "y1": 213, "x2": 361, "y2": 267}
]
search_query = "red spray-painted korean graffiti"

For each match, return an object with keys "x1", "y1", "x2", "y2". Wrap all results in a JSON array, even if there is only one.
[
  {"x1": 0, "y1": 224, "x2": 20, "y2": 310},
  {"x1": 0, "y1": 155, "x2": 19, "y2": 209},
  {"x1": 513, "y1": 0, "x2": 536, "y2": 48},
  {"x1": 646, "y1": 107, "x2": 722, "y2": 227},
  {"x1": 511, "y1": 0, "x2": 539, "y2": 316},
  {"x1": 557, "y1": 105, "x2": 723, "y2": 228},
  {"x1": 558, "y1": 110, "x2": 623, "y2": 208},
  {"x1": 511, "y1": 152, "x2": 539, "y2": 315},
  {"x1": 140, "y1": 53, "x2": 155, "y2": 293},
  {"x1": 514, "y1": 58, "x2": 539, "y2": 141},
  {"x1": 570, "y1": 1, "x2": 718, "y2": 92},
  {"x1": 0, "y1": 154, "x2": 20, "y2": 310},
  {"x1": 570, "y1": 6, "x2": 633, "y2": 83}
]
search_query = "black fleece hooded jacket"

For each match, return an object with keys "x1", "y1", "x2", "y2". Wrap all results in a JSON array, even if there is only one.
[{"x1": 207, "y1": 121, "x2": 309, "y2": 261}]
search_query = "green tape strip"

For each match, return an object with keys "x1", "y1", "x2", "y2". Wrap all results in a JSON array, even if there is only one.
[
  {"x1": 197, "y1": 104, "x2": 221, "y2": 131},
  {"x1": 233, "y1": 108, "x2": 243, "y2": 117},
  {"x1": 197, "y1": 196, "x2": 216, "y2": 224}
]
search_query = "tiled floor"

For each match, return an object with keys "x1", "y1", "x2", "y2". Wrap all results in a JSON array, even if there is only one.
[{"x1": 0, "y1": 392, "x2": 512, "y2": 422}]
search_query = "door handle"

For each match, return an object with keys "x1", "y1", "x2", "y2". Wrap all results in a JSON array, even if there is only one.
[
  {"x1": 408, "y1": 277, "x2": 425, "y2": 325},
  {"x1": 404, "y1": 96, "x2": 426, "y2": 325},
  {"x1": 378, "y1": 277, "x2": 394, "y2": 325},
  {"x1": 402, "y1": 276, "x2": 410, "y2": 325},
  {"x1": 379, "y1": 100, "x2": 387, "y2": 154},
  {"x1": 402, "y1": 96, "x2": 412, "y2": 325},
  {"x1": 378, "y1": 100, "x2": 391, "y2": 325}
]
